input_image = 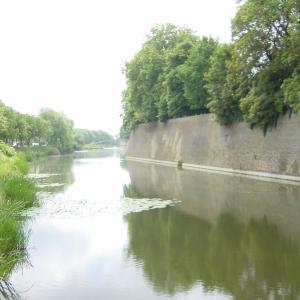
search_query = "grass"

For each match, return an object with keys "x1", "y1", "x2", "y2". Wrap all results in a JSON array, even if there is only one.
[
  {"x1": 0, "y1": 216, "x2": 27, "y2": 280},
  {"x1": 17, "y1": 146, "x2": 60, "y2": 161},
  {"x1": 0, "y1": 142, "x2": 37, "y2": 289},
  {"x1": 82, "y1": 143, "x2": 103, "y2": 150},
  {"x1": 1, "y1": 177, "x2": 37, "y2": 210}
]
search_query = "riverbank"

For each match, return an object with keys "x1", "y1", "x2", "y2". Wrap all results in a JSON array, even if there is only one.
[
  {"x1": 17, "y1": 146, "x2": 61, "y2": 161},
  {"x1": 0, "y1": 142, "x2": 37, "y2": 294},
  {"x1": 126, "y1": 113, "x2": 300, "y2": 179}
]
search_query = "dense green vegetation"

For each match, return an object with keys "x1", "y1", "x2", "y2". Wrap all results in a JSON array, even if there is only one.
[
  {"x1": 121, "y1": 0, "x2": 300, "y2": 133},
  {"x1": 74, "y1": 128, "x2": 115, "y2": 149},
  {"x1": 0, "y1": 100, "x2": 115, "y2": 157},
  {"x1": 17, "y1": 146, "x2": 61, "y2": 161},
  {"x1": 0, "y1": 143, "x2": 36, "y2": 296}
]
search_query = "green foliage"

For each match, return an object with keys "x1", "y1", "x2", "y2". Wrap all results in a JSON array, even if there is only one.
[
  {"x1": 0, "y1": 142, "x2": 36, "y2": 290},
  {"x1": 12, "y1": 154, "x2": 29, "y2": 174},
  {"x1": 123, "y1": 184, "x2": 144, "y2": 199},
  {"x1": 0, "y1": 141, "x2": 16, "y2": 157},
  {"x1": 17, "y1": 146, "x2": 60, "y2": 161},
  {"x1": 39, "y1": 108, "x2": 74, "y2": 153},
  {"x1": 1, "y1": 177, "x2": 37, "y2": 210},
  {"x1": 74, "y1": 128, "x2": 114, "y2": 150},
  {"x1": 163, "y1": 38, "x2": 196, "y2": 118},
  {"x1": 82, "y1": 143, "x2": 103, "y2": 150},
  {"x1": 122, "y1": 2, "x2": 300, "y2": 133},
  {"x1": 240, "y1": 64, "x2": 286, "y2": 132},
  {"x1": 179, "y1": 37, "x2": 218, "y2": 114},
  {"x1": 0, "y1": 216, "x2": 27, "y2": 280},
  {"x1": 176, "y1": 160, "x2": 183, "y2": 169},
  {"x1": 232, "y1": 0, "x2": 300, "y2": 129},
  {"x1": 122, "y1": 24, "x2": 213, "y2": 129},
  {"x1": 282, "y1": 68, "x2": 300, "y2": 111},
  {"x1": 205, "y1": 44, "x2": 243, "y2": 125}
]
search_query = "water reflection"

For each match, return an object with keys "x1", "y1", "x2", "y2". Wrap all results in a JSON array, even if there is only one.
[
  {"x1": 125, "y1": 161, "x2": 300, "y2": 299},
  {"x1": 30, "y1": 156, "x2": 74, "y2": 193},
  {"x1": 7, "y1": 151, "x2": 300, "y2": 300}
]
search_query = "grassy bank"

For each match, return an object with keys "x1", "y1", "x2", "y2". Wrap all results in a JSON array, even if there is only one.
[
  {"x1": 79, "y1": 143, "x2": 103, "y2": 150},
  {"x1": 17, "y1": 146, "x2": 60, "y2": 161},
  {"x1": 0, "y1": 142, "x2": 37, "y2": 293}
]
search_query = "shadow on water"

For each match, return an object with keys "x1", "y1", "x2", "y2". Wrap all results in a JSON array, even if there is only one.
[{"x1": 124, "y1": 161, "x2": 300, "y2": 299}]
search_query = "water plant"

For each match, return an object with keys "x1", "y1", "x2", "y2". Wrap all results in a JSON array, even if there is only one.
[{"x1": 177, "y1": 160, "x2": 183, "y2": 169}]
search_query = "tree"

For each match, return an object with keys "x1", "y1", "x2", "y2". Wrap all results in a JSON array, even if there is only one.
[
  {"x1": 163, "y1": 38, "x2": 197, "y2": 118},
  {"x1": 34, "y1": 117, "x2": 53, "y2": 144},
  {"x1": 122, "y1": 24, "x2": 199, "y2": 128},
  {"x1": 232, "y1": 0, "x2": 300, "y2": 130},
  {"x1": 205, "y1": 44, "x2": 243, "y2": 125},
  {"x1": 39, "y1": 108, "x2": 74, "y2": 153},
  {"x1": 0, "y1": 101, "x2": 9, "y2": 141},
  {"x1": 179, "y1": 37, "x2": 218, "y2": 114}
]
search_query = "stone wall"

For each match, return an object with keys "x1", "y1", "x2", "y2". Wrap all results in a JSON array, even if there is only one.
[{"x1": 127, "y1": 113, "x2": 300, "y2": 176}]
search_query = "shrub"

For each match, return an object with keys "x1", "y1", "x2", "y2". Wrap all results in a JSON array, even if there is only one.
[
  {"x1": 177, "y1": 160, "x2": 183, "y2": 169},
  {"x1": 0, "y1": 142, "x2": 16, "y2": 157}
]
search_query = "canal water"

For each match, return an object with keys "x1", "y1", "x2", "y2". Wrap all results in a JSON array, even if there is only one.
[{"x1": 8, "y1": 149, "x2": 300, "y2": 299}]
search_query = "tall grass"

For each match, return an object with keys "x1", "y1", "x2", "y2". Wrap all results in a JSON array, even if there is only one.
[
  {"x1": 0, "y1": 142, "x2": 37, "y2": 293},
  {"x1": 17, "y1": 146, "x2": 60, "y2": 161},
  {"x1": 0, "y1": 216, "x2": 27, "y2": 280}
]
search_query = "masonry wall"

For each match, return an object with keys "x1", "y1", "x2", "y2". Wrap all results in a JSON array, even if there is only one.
[{"x1": 126, "y1": 113, "x2": 300, "y2": 176}]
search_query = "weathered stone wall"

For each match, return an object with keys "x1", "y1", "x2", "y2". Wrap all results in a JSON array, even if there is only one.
[{"x1": 127, "y1": 114, "x2": 300, "y2": 176}]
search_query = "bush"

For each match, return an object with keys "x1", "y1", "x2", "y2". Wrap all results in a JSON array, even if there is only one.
[
  {"x1": 0, "y1": 142, "x2": 16, "y2": 157},
  {"x1": 177, "y1": 160, "x2": 183, "y2": 169},
  {"x1": 12, "y1": 154, "x2": 29, "y2": 175}
]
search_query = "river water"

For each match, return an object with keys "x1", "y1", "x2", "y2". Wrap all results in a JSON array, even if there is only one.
[{"x1": 9, "y1": 149, "x2": 300, "y2": 299}]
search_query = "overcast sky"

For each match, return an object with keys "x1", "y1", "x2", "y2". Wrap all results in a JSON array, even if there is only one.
[{"x1": 0, "y1": 0, "x2": 238, "y2": 135}]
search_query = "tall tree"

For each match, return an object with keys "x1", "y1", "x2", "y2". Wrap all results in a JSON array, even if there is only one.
[
  {"x1": 232, "y1": 0, "x2": 300, "y2": 130},
  {"x1": 205, "y1": 44, "x2": 243, "y2": 125},
  {"x1": 179, "y1": 37, "x2": 218, "y2": 114},
  {"x1": 39, "y1": 108, "x2": 74, "y2": 153}
]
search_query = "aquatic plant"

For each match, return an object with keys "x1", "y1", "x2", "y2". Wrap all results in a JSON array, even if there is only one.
[{"x1": 177, "y1": 160, "x2": 183, "y2": 169}]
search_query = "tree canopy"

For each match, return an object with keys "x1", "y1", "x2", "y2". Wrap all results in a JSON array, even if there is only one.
[
  {"x1": 0, "y1": 101, "x2": 114, "y2": 153},
  {"x1": 121, "y1": 0, "x2": 300, "y2": 133}
]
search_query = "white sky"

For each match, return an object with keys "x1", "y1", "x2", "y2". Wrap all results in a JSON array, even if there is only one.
[{"x1": 0, "y1": 0, "x2": 237, "y2": 135}]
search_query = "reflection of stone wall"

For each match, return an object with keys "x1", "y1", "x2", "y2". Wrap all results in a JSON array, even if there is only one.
[
  {"x1": 127, "y1": 114, "x2": 300, "y2": 176},
  {"x1": 127, "y1": 161, "x2": 300, "y2": 244}
]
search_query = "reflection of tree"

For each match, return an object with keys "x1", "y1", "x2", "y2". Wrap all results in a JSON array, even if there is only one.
[
  {"x1": 125, "y1": 208, "x2": 300, "y2": 299},
  {"x1": 30, "y1": 155, "x2": 74, "y2": 193}
]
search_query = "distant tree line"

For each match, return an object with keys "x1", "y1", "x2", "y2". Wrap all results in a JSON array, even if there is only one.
[
  {"x1": 74, "y1": 128, "x2": 115, "y2": 149},
  {"x1": 0, "y1": 101, "x2": 114, "y2": 153},
  {"x1": 121, "y1": 0, "x2": 300, "y2": 134}
]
